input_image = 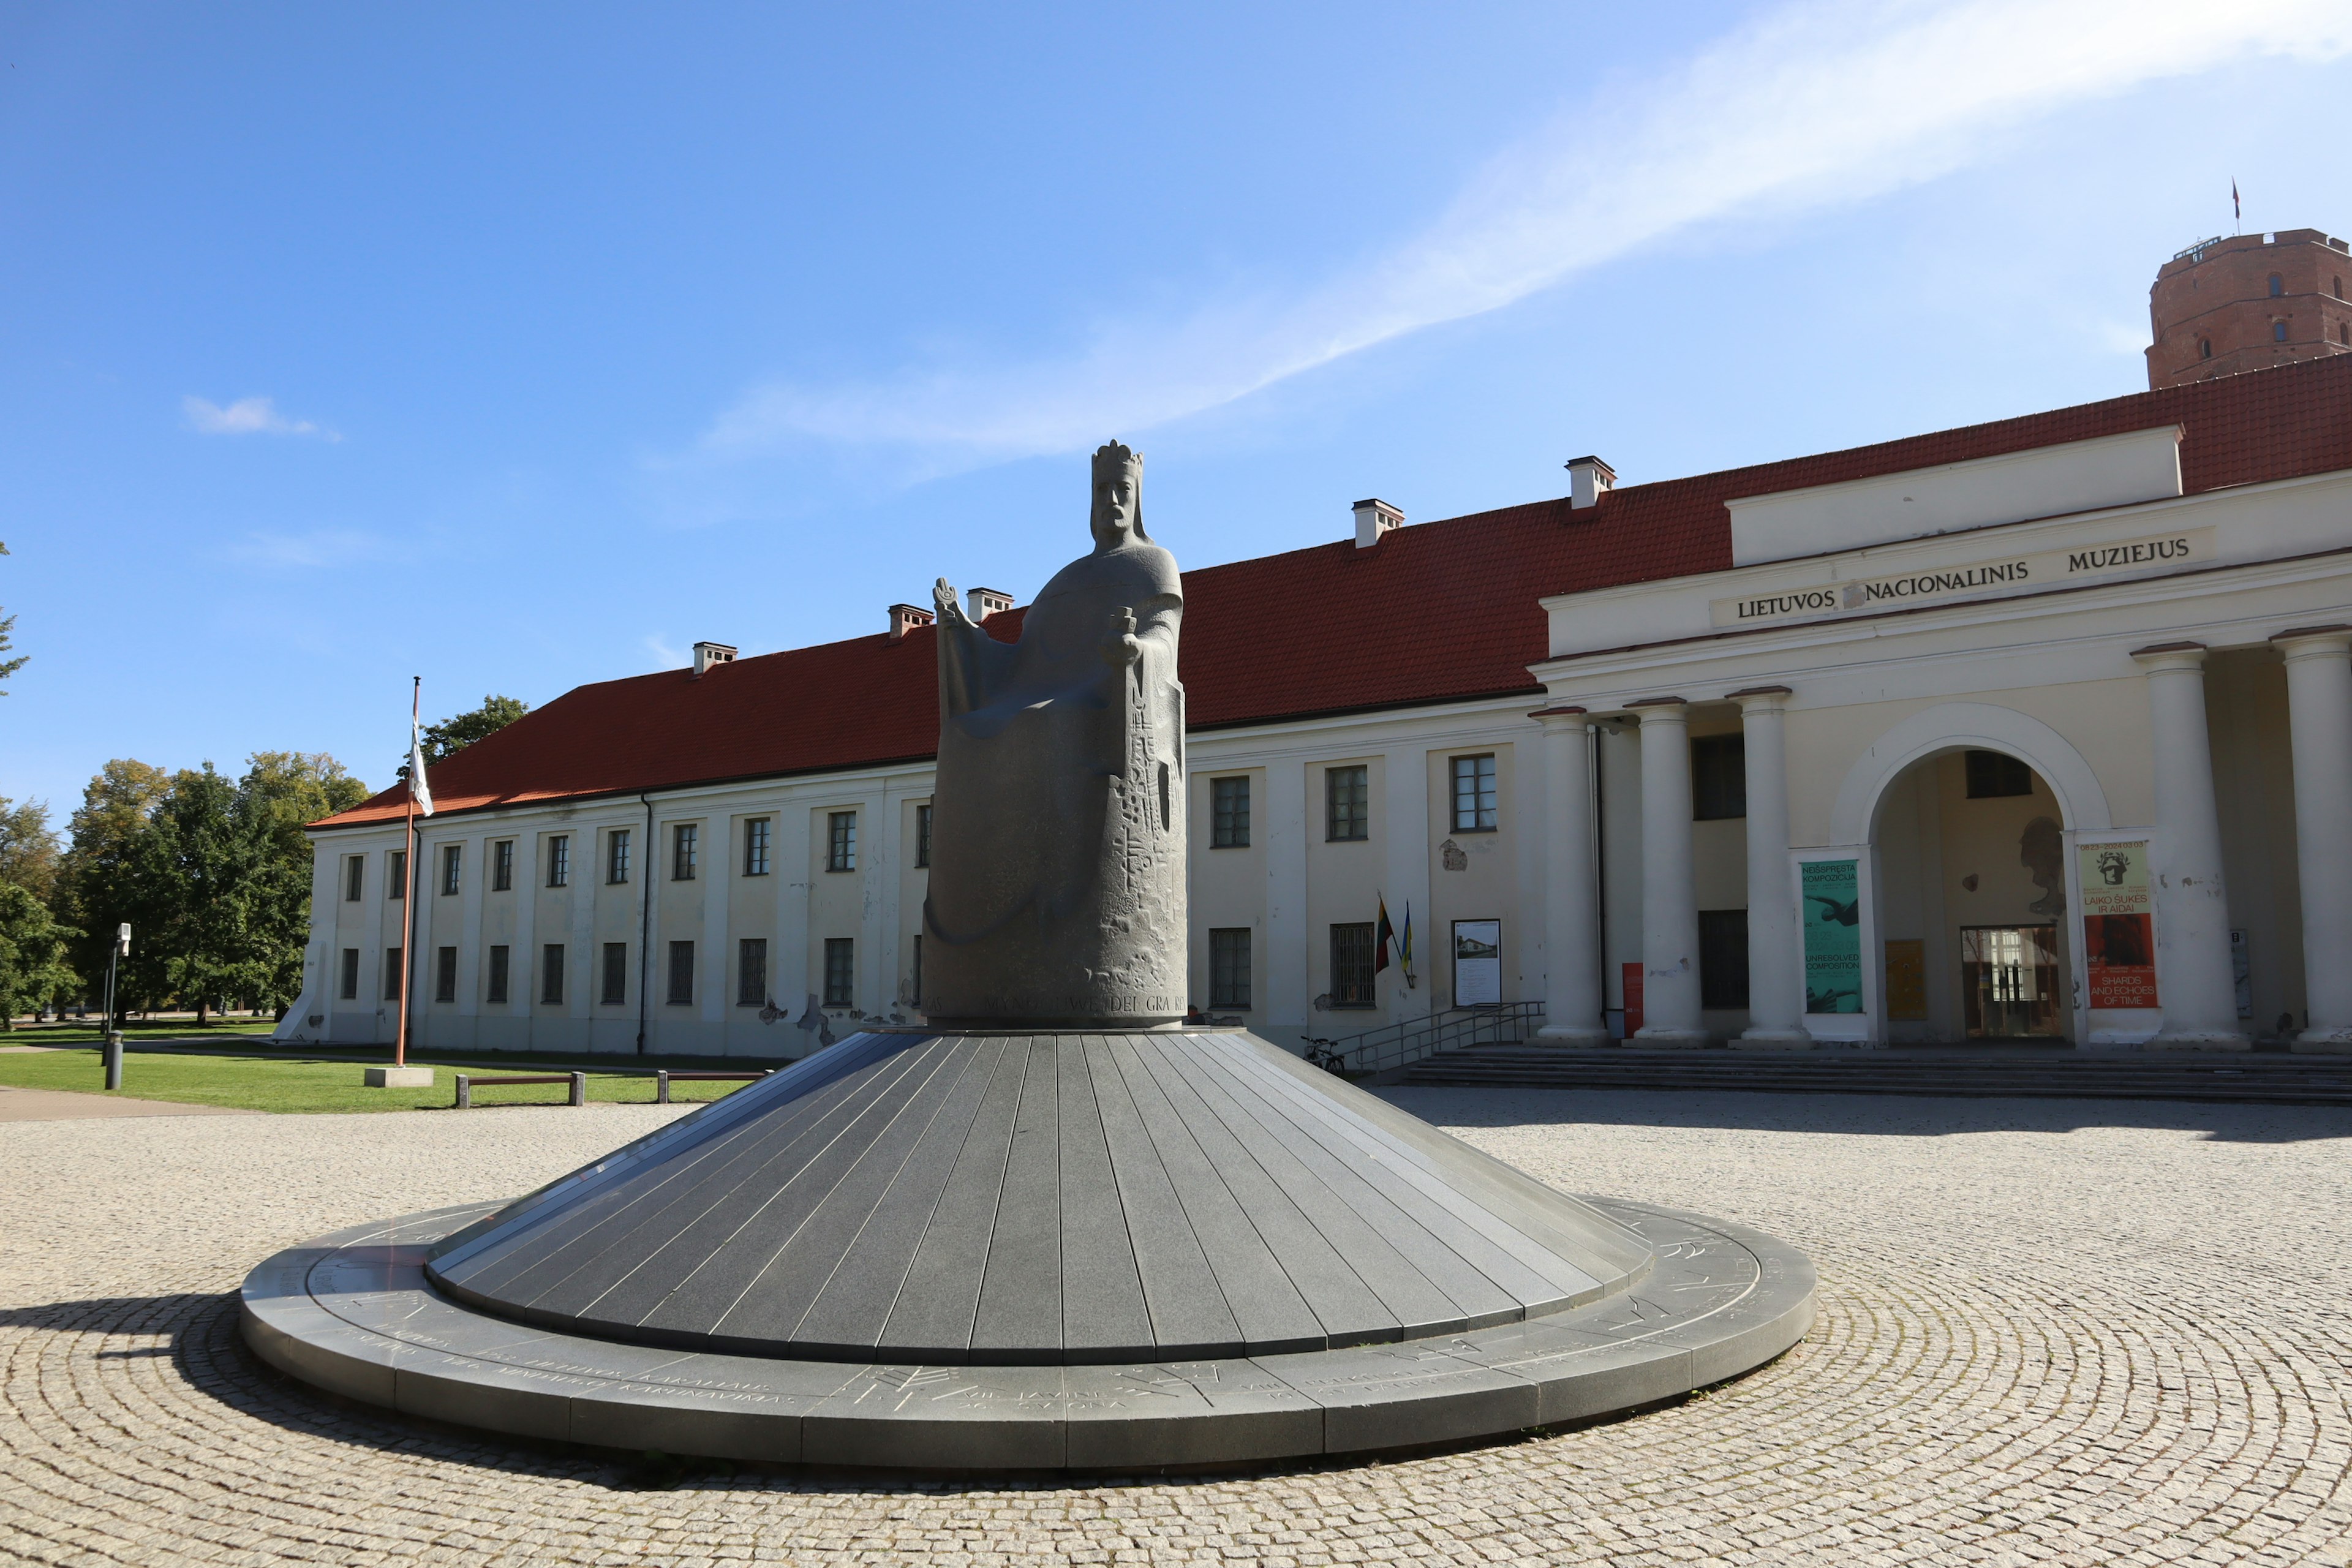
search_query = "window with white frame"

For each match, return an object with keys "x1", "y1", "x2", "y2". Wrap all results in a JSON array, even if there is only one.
[
  {"x1": 1325, "y1": 766, "x2": 1368, "y2": 842},
  {"x1": 673, "y1": 822, "x2": 698, "y2": 881},
  {"x1": 339, "y1": 948, "x2": 360, "y2": 1000},
  {"x1": 547, "y1": 834, "x2": 570, "y2": 888},
  {"x1": 827, "y1": 811, "x2": 857, "y2": 872},
  {"x1": 667, "y1": 941, "x2": 695, "y2": 1005},
  {"x1": 541, "y1": 944, "x2": 565, "y2": 1005},
  {"x1": 1209, "y1": 927, "x2": 1251, "y2": 1009},
  {"x1": 744, "y1": 818, "x2": 771, "y2": 876},
  {"x1": 1450, "y1": 754, "x2": 1498, "y2": 832},
  {"x1": 1211, "y1": 777, "x2": 1250, "y2": 848},
  {"x1": 486, "y1": 944, "x2": 510, "y2": 1004},
  {"x1": 440, "y1": 843, "x2": 462, "y2": 895},
  {"x1": 344, "y1": 856, "x2": 364, "y2": 902},
  {"x1": 492, "y1": 840, "x2": 514, "y2": 891},
  {"x1": 608, "y1": 829, "x2": 631, "y2": 884},
  {"x1": 824, "y1": 938, "x2": 854, "y2": 1006}
]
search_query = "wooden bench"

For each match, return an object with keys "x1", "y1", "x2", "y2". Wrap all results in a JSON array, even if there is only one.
[
  {"x1": 453, "y1": 1072, "x2": 586, "y2": 1109},
  {"x1": 654, "y1": 1069, "x2": 771, "y2": 1104}
]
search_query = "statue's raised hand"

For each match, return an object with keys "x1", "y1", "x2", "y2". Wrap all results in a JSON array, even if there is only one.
[
  {"x1": 1103, "y1": 605, "x2": 1144, "y2": 667},
  {"x1": 933, "y1": 577, "x2": 969, "y2": 624}
]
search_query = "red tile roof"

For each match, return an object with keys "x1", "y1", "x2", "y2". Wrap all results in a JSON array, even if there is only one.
[{"x1": 317, "y1": 355, "x2": 2352, "y2": 830}]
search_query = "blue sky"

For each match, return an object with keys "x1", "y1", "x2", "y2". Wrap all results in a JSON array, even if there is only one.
[{"x1": 4, "y1": 1, "x2": 2350, "y2": 815}]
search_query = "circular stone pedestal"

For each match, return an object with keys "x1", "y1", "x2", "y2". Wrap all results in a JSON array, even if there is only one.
[{"x1": 241, "y1": 1029, "x2": 1812, "y2": 1472}]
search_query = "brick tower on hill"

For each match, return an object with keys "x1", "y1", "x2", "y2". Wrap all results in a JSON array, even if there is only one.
[{"x1": 2147, "y1": 228, "x2": 2352, "y2": 389}]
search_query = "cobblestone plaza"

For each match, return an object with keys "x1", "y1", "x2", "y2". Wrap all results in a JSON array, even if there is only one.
[{"x1": 5, "y1": 1090, "x2": 2350, "y2": 1566}]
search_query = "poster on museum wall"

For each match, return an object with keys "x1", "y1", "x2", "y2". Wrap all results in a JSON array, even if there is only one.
[
  {"x1": 1452, "y1": 920, "x2": 1502, "y2": 1006},
  {"x1": 2079, "y1": 840, "x2": 2158, "y2": 1008},
  {"x1": 1883, "y1": 938, "x2": 1927, "y2": 1021},
  {"x1": 1802, "y1": 859, "x2": 1863, "y2": 1014},
  {"x1": 1621, "y1": 961, "x2": 1644, "y2": 1036}
]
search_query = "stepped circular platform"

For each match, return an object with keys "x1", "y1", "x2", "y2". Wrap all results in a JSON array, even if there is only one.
[{"x1": 242, "y1": 1028, "x2": 1813, "y2": 1471}]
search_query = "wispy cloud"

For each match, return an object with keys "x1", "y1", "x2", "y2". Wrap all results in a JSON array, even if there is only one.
[
  {"x1": 692, "y1": 0, "x2": 2350, "y2": 469},
  {"x1": 643, "y1": 633, "x2": 688, "y2": 670},
  {"x1": 183, "y1": 394, "x2": 341, "y2": 442},
  {"x1": 225, "y1": 528, "x2": 392, "y2": 568}
]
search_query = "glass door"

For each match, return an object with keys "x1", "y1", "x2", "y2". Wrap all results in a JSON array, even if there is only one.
[{"x1": 1960, "y1": 925, "x2": 2062, "y2": 1038}]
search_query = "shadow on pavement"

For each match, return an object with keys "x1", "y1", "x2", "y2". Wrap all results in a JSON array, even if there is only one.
[{"x1": 1381, "y1": 1084, "x2": 2352, "y2": 1145}]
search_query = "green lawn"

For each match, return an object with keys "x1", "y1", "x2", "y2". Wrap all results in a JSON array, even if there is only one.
[{"x1": 0, "y1": 1047, "x2": 765, "y2": 1115}]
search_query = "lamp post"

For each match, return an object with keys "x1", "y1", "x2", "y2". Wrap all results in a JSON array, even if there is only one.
[{"x1": 102, "y1": 922, "x2": 129, "y2": 1091}]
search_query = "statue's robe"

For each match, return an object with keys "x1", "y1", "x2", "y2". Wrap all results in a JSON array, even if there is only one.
[{"x1": 922, "y1": 540, "x2": 1185, "y2": 1025}]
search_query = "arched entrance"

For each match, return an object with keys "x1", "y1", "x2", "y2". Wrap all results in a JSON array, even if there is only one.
[
  {"x1": 1872, "y1": 747, "x2": 2072, "y2": 1042},
  {"x1": 1831, "y1": 704, "x2": 2111, "y2": 1047}
]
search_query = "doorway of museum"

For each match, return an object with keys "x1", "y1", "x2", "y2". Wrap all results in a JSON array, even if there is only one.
[{"x1": 1872, "y1": 747, "x2": 2074, "y2": 1045}]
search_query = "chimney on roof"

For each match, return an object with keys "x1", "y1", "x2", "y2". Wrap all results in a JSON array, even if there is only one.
[
  {"x1": 966, "y1": 586, "x2": 1015, "y2": 620},
  {"x1": 1352, "y1": 497, "x2": 1404, "y2": 548},
  {"x1": 1564, "y1": 456, "x2": 1615, "y2": 511},
  {"x1": 889, "y1": 603, "x2": 937, "y2": 642},
  {"x1": 692, "y1": 641, "x2": 737, "y2": 677}
]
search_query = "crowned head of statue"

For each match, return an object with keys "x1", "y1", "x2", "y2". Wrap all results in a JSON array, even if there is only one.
[{"x1": 1089, "y1": 440, "x2": 1147, "y2": 551}]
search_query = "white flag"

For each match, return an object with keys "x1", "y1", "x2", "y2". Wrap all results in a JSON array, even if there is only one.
[{"x1": 408, "y1": 714, "x2": 435, "y2": 816}]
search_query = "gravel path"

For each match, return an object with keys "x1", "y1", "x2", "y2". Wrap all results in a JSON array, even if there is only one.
[{"x1": 2, "y1": 1090, "x2": 2348, "y2": 1566}]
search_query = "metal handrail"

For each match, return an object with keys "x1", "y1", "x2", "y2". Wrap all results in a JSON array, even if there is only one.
[{"x1": 1306, "y1": 1000, "x2": 1547, "y2": 1076}]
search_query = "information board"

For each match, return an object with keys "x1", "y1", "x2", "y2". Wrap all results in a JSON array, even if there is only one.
[
  {"x1": 1801, "y1": 859, "x2": 1863, "y2": 1014},
  {"x1": 2079, "y1": 840, "x2": 2158, "y2": 1008},
  {"x1": 1452, "y1": 920, "x2": 1501, "y2": 1006}
]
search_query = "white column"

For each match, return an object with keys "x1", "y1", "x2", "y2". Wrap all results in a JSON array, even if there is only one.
[
  {"x1": 1632, "y1": 698, "x2": 1707, "y2": 1047},
  {"x1": 1532, "y1": 707, "x2": 1607, "y2": 1043},
  {"x1": 2274, "y1": 627, "x2": 2352, "y2": 1049},
  {"x1": 2131, "y1": 643, "x2": 2248, "y2": 1049},
  {"x1": 1731, "y1": 687, "x2": 1812, "y2": 1049},
  {"x1": 1264, "y1": 755, "x2": 1310, "y2": 1036}
]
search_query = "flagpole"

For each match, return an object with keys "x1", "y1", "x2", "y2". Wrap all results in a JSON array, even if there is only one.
[{"x1": 394, "y1": 676, "x2": 419, "y2": 1071}]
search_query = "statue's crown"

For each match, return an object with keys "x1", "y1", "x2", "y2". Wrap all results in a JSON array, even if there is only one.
[{"x1": 1093, "y1": 439, "x2": 1139, "y2": 476}]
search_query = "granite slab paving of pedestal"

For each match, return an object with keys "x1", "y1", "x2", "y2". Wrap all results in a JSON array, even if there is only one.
[
  {"x1": 422, "y1": 1028, "x2": 1656, "y2": 1368},
  {"x1": 240, "y1": 1192, "x2": 1809, "y2": 1470}
]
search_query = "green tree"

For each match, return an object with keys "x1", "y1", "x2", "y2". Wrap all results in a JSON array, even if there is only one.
[
  {"x1": 58, "y1": 759, "x2": 171, "y2": 1017},
  {"x1": 0, "y1": 796, "x2": 61, "y2": 901},
  {"x1": 238, "y1": 752, "x2": 369, "y2": 1011},
  {"x1": 0, "y1": 541, "x2": 24, "y2": 695},
  {"x1": 130, "y1": 764, "x2": 274, "y2": 1024},
  {"x1": 0, "y1": 883, "x2": 76, "y2": 1028},
  {"x1": 409, "y1": 694, "x2": 529, "y2": 773}
]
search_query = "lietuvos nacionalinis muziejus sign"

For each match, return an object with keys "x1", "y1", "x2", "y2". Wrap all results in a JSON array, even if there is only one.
[{"x1": 1711, "y1": 526, "x2": 2215, "y2": 628}]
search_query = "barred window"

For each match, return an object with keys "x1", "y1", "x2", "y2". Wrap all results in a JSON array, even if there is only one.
[
  {"x1": 601, "y1": 942, "x2": 628, "y2": 1006},
  {"x1": 1211, "y1": 777, "x2": 1250, "y2": 848},
  {"x1": 673, "y1": 823, "x2": 698, "y2": 881},
  {"x1": 1325, "y1": 766, "x2": 1368, "y2": 842},
  {"x1": 1692, "y1": 735, "x2": 1747, "y2": 820},
  {"x1": 546, "y1": 835, "x2": 570, "y2": 888},
  {"x1": 383, "y1": 947, "x2": 403, "y2": 1001},
  {"x1": 1964, "y1": 750, "x2": 2033, "y2": 799},
  {"x1": 744, "y1": 818, "x2": 771, "y2": 876},
  {"x1": 541, "y1": 944, "x2": 565, "y2": 1006},
  {"x1": 607, "y1": 829, "x2": 631, "y2": 884},
  {"x1": 1450, "y1": 754, "x2": 1498, "y2": 832},
  {"x1": 824, "y1": 938, "x2": 855, "y2": 1007},
  {"x1": 434, "y1": 946, "x2": 457, "y2": 1003},
  {"x1": 388, "y1": 850, "x2": 406, "y2": 900},
  {"x1": 914, "y1": 804, "x2": 932, "y2": 869},
  {"x1": 486, "y1": 944, "x2": 510, "y2": 1005},
  {"x1": 1209, "y1": 927, "x2": 1252, "y2": 1009},
  {"x1": 344, "y1": 856, "x2": 364, "y2": 902},
  {"x1": 667, "y1": 941, "x2": 695, "y2": 1005},
  {"x1": 1330, "y1": 923, "x2": 1376, "y2": 1006},
  {"x1": 339, "y1": 948, "x2": 360, "y2": 1000},
  {"x1": 440, "y1": 843, "x2": 462, "y2": 896},
  {"x1": 492, "y1": 840, "x2": 514, "y2": 891},
  {"x1": 827, "y1": 812, "x2": 857, "y2": 872},
  {"x1": 737, "y1": 938, "x2": 767, "y2": 1006}
]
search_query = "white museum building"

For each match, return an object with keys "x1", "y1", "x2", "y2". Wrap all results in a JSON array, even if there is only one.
[{"x1": 279, "y1": 353, "x2": 2352, "y2": 1058}]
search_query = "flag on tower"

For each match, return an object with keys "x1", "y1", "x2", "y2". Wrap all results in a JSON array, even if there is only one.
[
  {"x1": 2233, "y1": 179, "x2": 2241, "y2": 225},
  {"x1": 1375, "y1": 897, "x2": 1395, "y2": 973}
]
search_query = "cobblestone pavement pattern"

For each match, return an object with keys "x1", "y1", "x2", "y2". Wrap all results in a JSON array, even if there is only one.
[{"x1": 4, "y1": 1089, "x2": 2351, "y2": 1566}]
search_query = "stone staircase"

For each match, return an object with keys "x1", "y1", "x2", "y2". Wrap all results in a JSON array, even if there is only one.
[{"x1": 1393, "y1": 1043, "x2": 2352, "y2": 1106}]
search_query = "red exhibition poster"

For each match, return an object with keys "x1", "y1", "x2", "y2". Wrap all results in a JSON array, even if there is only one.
[{"x1": 2079, "y1": 841, "x2": 2158, "y2": 1009}]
